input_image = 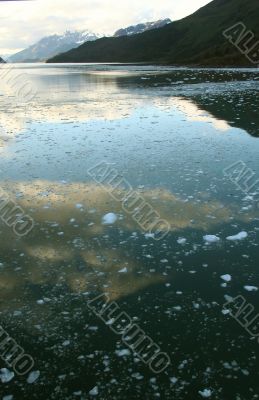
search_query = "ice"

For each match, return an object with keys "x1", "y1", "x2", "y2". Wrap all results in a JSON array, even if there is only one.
[
  {"x1": 3, "y1": 396, "x2": 13, "y2": 400},
  {"x1": 27, "y1": 370, "x2": 40, "y2": 384},
  {"x1": 221, "y1": 274, "x2": 232, "y2": 282},
  {"x1": 118, "y1": 267, "x2": 128, "y2": 273},
  {"x1": 102, "y1": 213, "x2": 117, "y2": 225},
  {"x1": 203, "y1": 235, "x2": 220, "y2": 243},
  {"x1": 115, "y1": 349, "x2": 131, "y2": 357},
  {"x1": 177, "y1": 237, "x2": 187, "y2": 245},
  {"x1": 145, "y1": 233, "x2": 155, "y2": 239},
  {"x1": 75, "y1": 203, "x2": 84, "y2": 209},
  {"x1": 222, "y1": 309, "x2": 230, "y2": 315},
  {"x1": 89, "y1": 386, "x2": 99, "y2": 396},
  {"x1": 0, "y1": 369, "x2": 14, "y2": 383},
  {"x1": 226, "y1": 231, "x2": 248, "y2": 241},
  {"x1": 244, "y1": 285, "x2": 258, "y2": 292},
  {"x1": 198, "y1": 389, "x2": 212, "y2": 398}
]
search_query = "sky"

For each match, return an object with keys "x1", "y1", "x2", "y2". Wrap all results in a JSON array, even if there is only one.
[{"x1": 0, "y1": 0, "x2": 211, "y2": 55}]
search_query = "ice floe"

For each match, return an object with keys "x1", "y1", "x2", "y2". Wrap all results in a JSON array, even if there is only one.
[
  {"x1": 203, "y1": 235, "x2": 220, "y2": 243},
  {"x1": 244, "y1": 285, "x2": 258, "y2": 292},
  {"x1": 226, "y1": 231, "x2": 248, "y2": 241},
  {"x1": 27, "y1": 370, "x2": 40, "y2": 384},
  {"x1": 0, "y1": 369, "x2": 14, "y2": 383},
  {"x1": 220, "y1": 274, "x2": 232, "y2": 282},
  {"x1": 198, "y1": 389, "x2": 212, "y2": 398},
  {"x1": 89, "y1": 386, "x2": 99, "y2": 396},
  {"x1": 102, "y1": 213, "x2": 118, "y2": 225}
]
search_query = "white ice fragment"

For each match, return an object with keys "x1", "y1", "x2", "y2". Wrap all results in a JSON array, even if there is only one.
[
  {"x1": 226, "y1": 231, "x2": 248, "y2": 241},
  {"x1": 36, "y1": 299, "x2": 44, "y2": 305},
  {"x1": 118, "y1": 267, "x2": 128, "y2": 273},
  {"x1": 132, "y1": 372, "x2": 144, "y2": 380},
  {"x1": 106, "y1": 318, "x2": 115, "y2": 326},
  {"x1": 62, "y1": 340, "x2": 70, "y2": 346},
  {"x1": 115, "y1": 349, "x2": 131, "y2": 357},
  {"x1": 13, "y1": 310, "x2": 22, "y2": 317},
  {"x1": 244, "y1": 285, "x2": 258, "y2": 292},
  {"x1": 0, "y1": 369, "x2": 14, "y2": 383},
  {"x1": 102, "y1": 213, "x2": 117, "y2": 225},
  {"x1": 221, "y1": 274, "x2": 232, "y2": 282},
  {"x1": 203, "y1": 235, "x2": 220, "y2": 243},
  {"x1": 75, "y1": 203, "x2": 84, "y2": 209},
  {"x1": 198, "y1": 389, "x2": 212, "y2": 398},
  {"x1": 145, "y1": 233, "x2": 155, "y2": 239},
  {"x1": 73, "y1": 391, "x2": 82, "y2": 396},
  {"x1": 222, "y1": 309, "x2": 230, "y2": 315},
  {"x1": 27, "y1": 370, "x2": 40, "y2": 384},
  {"x1": 177, "y1": 238, "x2": 187, "y2": 245},
  {"x1": 89, "y1": 386, "x2": 99, "y2": 396},
  {"x1": 3, "y1": 396, "x2": 13, "y2": 400}
]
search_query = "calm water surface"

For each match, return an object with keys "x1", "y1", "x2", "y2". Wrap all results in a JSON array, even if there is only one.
[{"x1": 0, "y1": 64, "x2": 258, "y2": 399}]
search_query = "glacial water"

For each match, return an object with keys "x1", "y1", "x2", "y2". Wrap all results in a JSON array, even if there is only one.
[{"x1": 0, "y1": 64, "x2": 258, "y2": 399}]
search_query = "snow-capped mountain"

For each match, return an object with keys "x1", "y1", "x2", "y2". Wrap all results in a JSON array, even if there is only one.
[
  {"x1": 8, "y1": 30, "x2": 103, "y2": 63},
  {"x1": 8, "y1": 19, "x2": 172, "y2": 63},
  {"x1": 114, "y1": 18, "x2": 172, "y2": 37}
]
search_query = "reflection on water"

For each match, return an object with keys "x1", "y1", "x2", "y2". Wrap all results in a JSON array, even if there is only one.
[
  {"x1": 0, "y1": 65, "x2": 258, "y2": 400},
  {"x1": 0, "y1": 180, "x2": 248, "y2": 305}
]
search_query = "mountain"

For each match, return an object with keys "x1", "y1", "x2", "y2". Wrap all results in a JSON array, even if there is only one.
[
  {"x1": 8, "y1": 30, "x2": 103, "y2": 63},
  {"x1": 0, "y1": 57, "x2": 5, "y2": 63},
  {"x1": 114, "y1": 19, "x2": 171, "y2": 37},
  {"x1": 8, "y1": 20, "x2": 171, "y2": 63},
  {"x1": 47, "y1": 0, "x2": 259, "y2": 66}
]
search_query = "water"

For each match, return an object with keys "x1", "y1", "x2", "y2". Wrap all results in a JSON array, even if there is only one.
[{"x1": 0, "y1": 64, "x2": 258, "y2": 399}]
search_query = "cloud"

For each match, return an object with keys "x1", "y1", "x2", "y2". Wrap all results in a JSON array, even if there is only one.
[{"x1": 0, "y1": 0, "x2": 210, "y2": 54}]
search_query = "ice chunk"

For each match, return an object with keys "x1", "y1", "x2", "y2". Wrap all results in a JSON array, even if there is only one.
[
  {"x1": 203, "y1": 235, "x2": 220, "y2": 243},
  {"x1": 145, "y1": 233, "x2": 155, "y2": 239},
  {"x1": 75, "y1": 203, "x2": 84, "y2": 209},
  {"x1": 27, "y1": 370, "x2": 40, "y2": 384},
  {"x1": 177, "y1": 238, "x2": 187, "y2": 245},
  {"x1": 226, "y1": 231, "x2": 248, "y2": 241},
  {"x1": 244, "y1": 285, "x2": 258, "y2": 292},
  {"x1": 102, "y1": 213, "x2": 117, "y2": 225},
  {"x1": 115, "y1": 349, "x2": 131, "y2": 357},
  {"x1": 221, "y1": 274, "x2": 232, "y2": 282},
  {"x1": 118, "y1": 267, "x2": 128, "y2": 273},
  {"x1": 0, "y1": 369, "x2": 14, "y2": 383},
  {"x1": 198, "y1": 389, "x2": 212, "y2": 398},
  {"x1": 89, "y1": 386, "x2": 99, "y2": 396}
]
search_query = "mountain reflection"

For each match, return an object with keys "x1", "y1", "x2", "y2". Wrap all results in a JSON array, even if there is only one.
[{"x1": 0, "y1": 65, "x2": 258, "y2": 141}]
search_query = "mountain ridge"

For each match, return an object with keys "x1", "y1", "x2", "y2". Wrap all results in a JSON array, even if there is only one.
[
  {"x1": 8, "y1": 30, "x2": 103, "y2": 63},
  {"x1": 114, "y1": 18, "x2": 171, "y2": 37},
  {"x1": 8, "y1": 19, "x2": 171, "y2": 63}
]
